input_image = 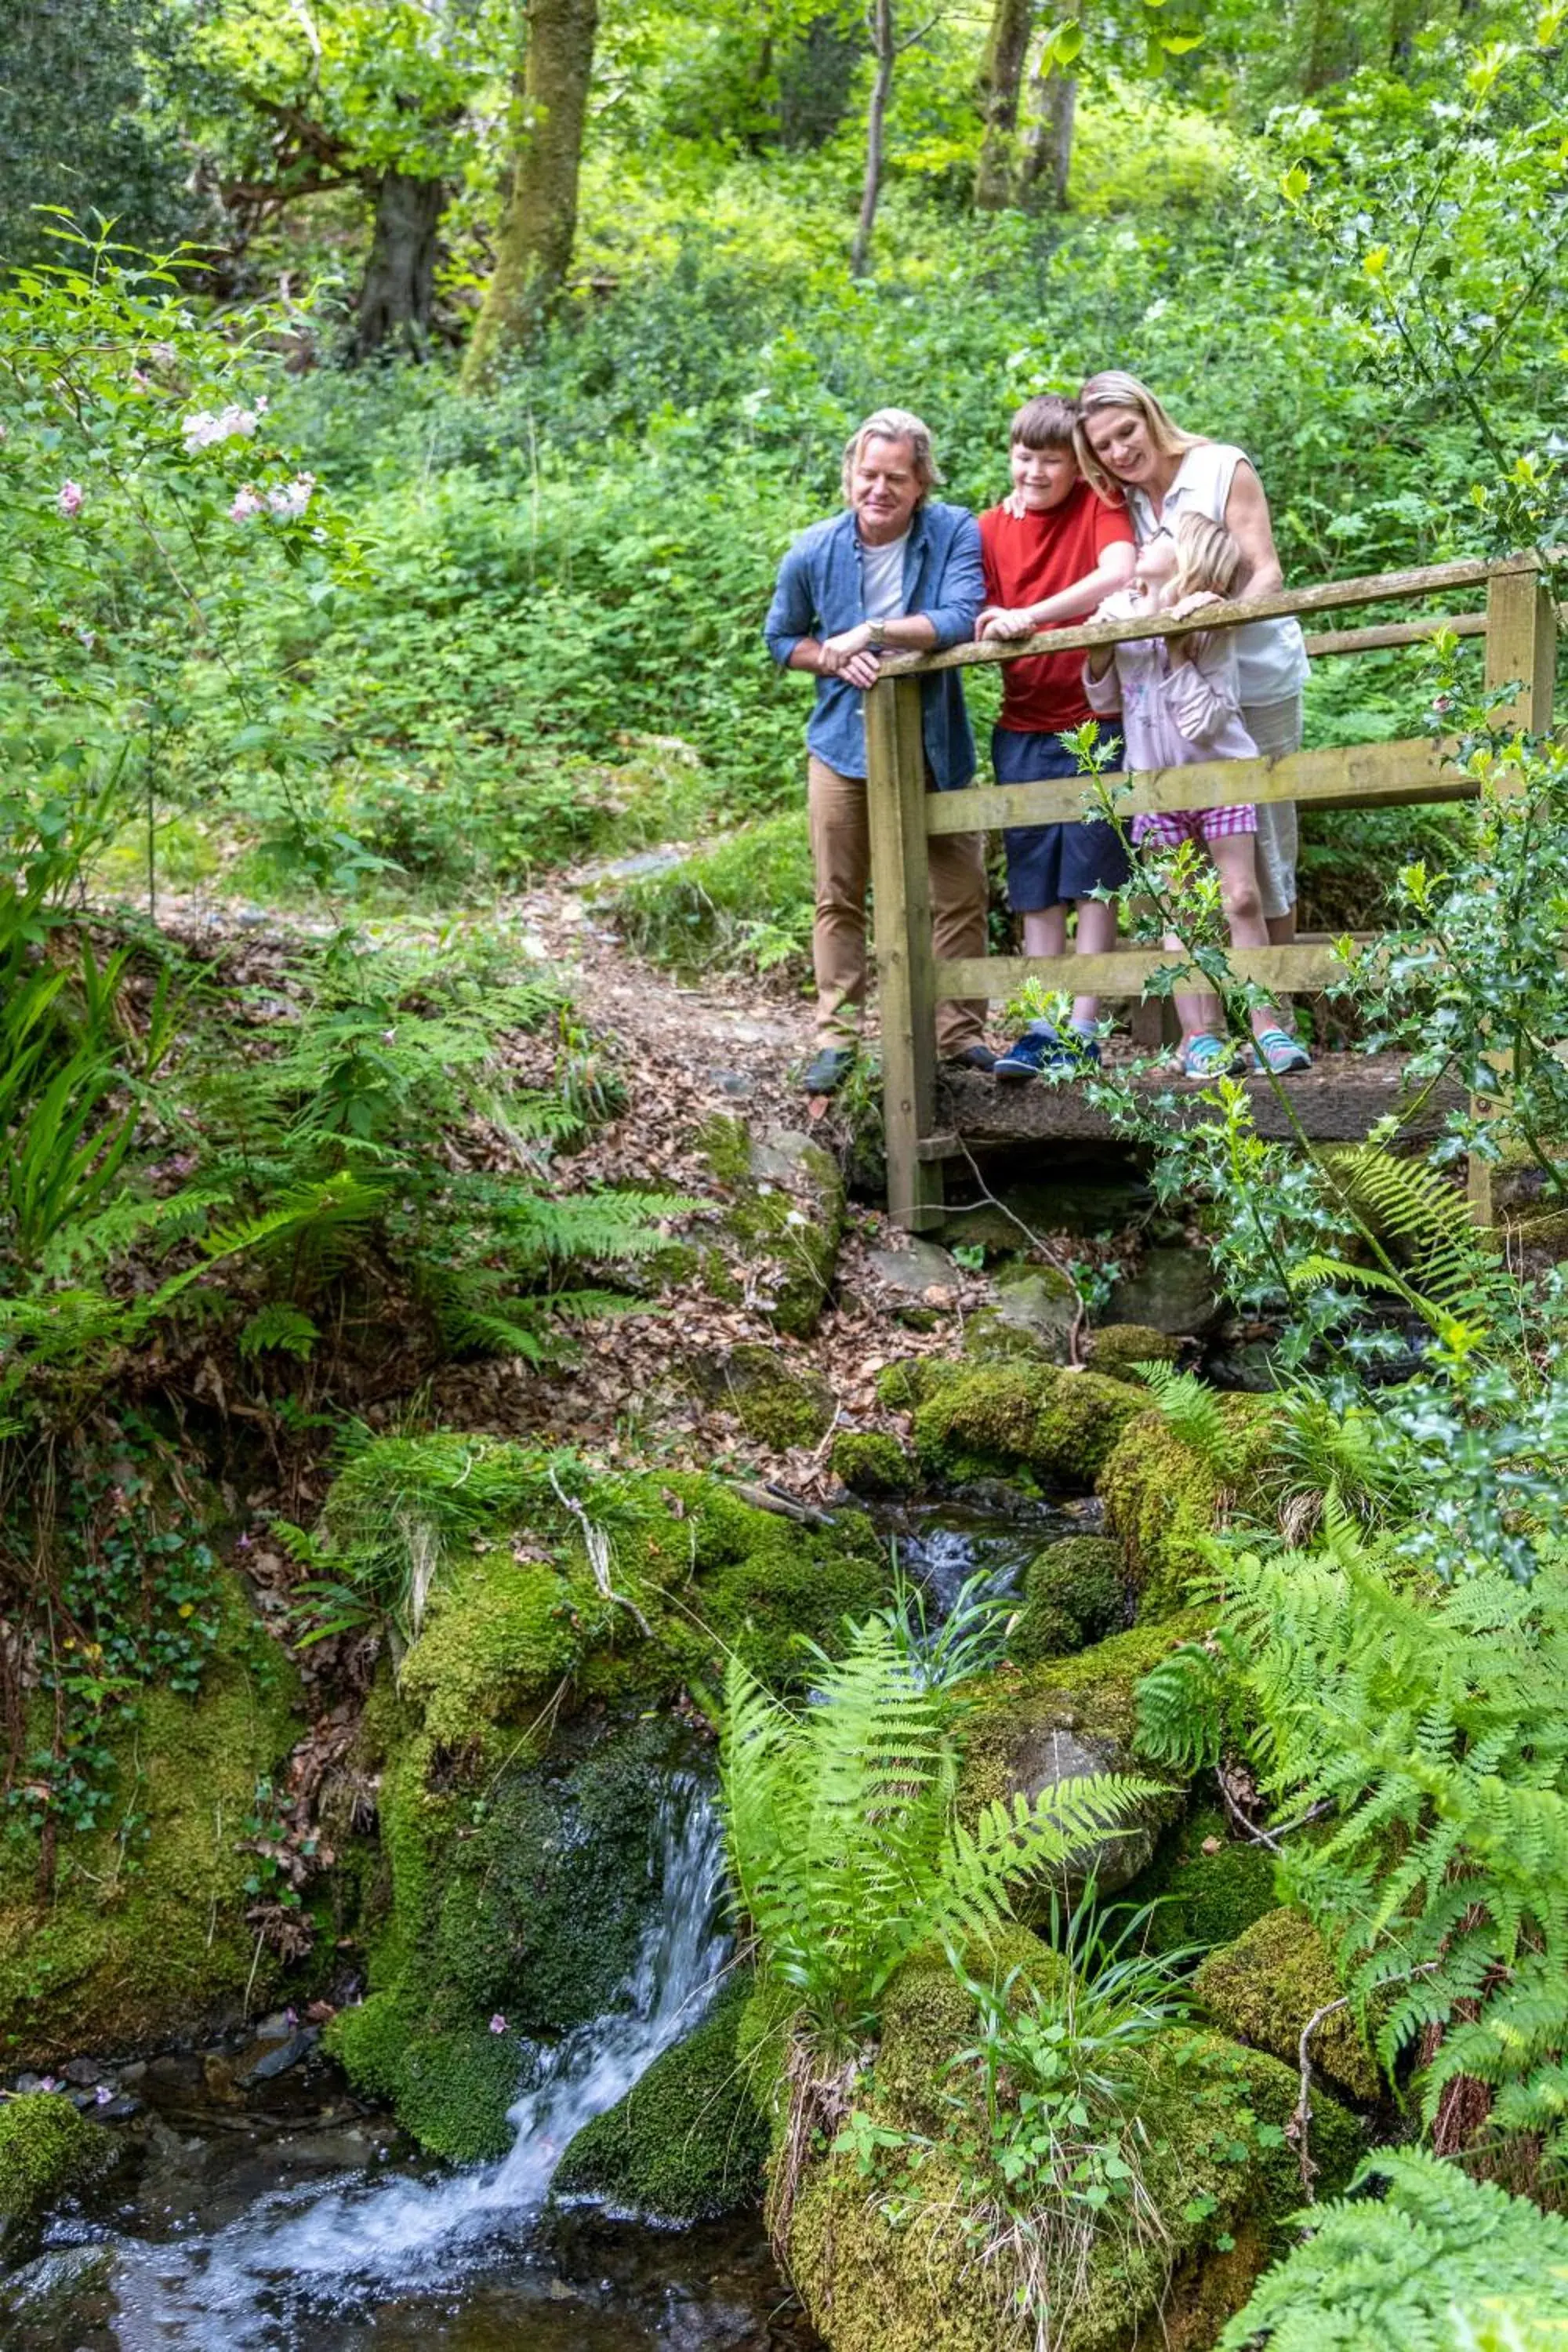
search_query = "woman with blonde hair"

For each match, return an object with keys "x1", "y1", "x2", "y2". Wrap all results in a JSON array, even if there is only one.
[{"x1": 1075, "y1": 370, "x2": 1308, "y2": 956}]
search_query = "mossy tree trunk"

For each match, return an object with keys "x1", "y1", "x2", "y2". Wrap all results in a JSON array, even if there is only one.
[
  {"x1": 354, "y1": 167, "x2": 445, "y2": 360},
  {"x1": 973, "y1": 0, "x2": 1034, "y2": 210},
  {"x1": 465, "y1": 0, "x2": 600, "y2": 382}
]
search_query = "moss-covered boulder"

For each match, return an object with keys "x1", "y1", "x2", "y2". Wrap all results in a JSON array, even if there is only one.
[
  {"x1": 783, "y1": 1947, "x2": 1360, "y2": 2352},
  {"x1": 1129, "y1": 1805, "x2": 1280, "y2": 1958},
  {"x1": 553, "y1": 1974, "x2": 768, "y2": 2221},
  {"x1": 911, "y1": 1363, "x2": 1144, "y2": 1490},
  {"x1": 1105, "y1": 1244, "x2": 1222, "y2": 1338},
  {"x1": 832, "y1": 1428, "x2": 914, "y2": 1496},
  {"x1": 0, "y1": 2093, "x2": 113, "y2": 2225},
  {"x1": 399, "y1": 1554, "x2": 597, "y2": 1749},
  {"x1": 701, "y1": 1116, "x2": 844, "y2": 1338},
  {"x1": 960, "y1": 1617, "x2": 1205, "y2": 1899},
  {"x1": 1086, "y1": 1323, "x2": 1181, "y2": 1384},
  {"x1": 1098, "y1": 1398, "x2": 1283, "y2": 1620},
  {"x1": 1196, "y1": 1907, "x2": 1381, "y2": 2103},
  {"x1": 963, "y1": 1269, "x2": 1077, "y2": 1367},
  {"x1": 1009, "y1": 1535, "x2": 1127, "y2": 1665},
  {"x1": 698, "y1": 1343, "x2": 836, "y2": 1451},
  {"x1": 0, "y1": 1572, "x2": 305, "y2": 2063}
]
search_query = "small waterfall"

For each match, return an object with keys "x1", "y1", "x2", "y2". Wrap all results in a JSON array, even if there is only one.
[{"x1": 107, "y1": 1773, "x2": 729, "y2": 2348}]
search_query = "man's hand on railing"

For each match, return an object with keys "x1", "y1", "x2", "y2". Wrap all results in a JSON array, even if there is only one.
[{"x1": 818, "y1": 625, "x2": 882, "y2": 689}]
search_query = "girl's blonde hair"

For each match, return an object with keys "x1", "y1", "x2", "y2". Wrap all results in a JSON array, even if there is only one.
[
  {"x1": 1169, "y1": 510, "x2": 1246, "y2": 603},
  {"x1": 1074, "y1": 370, "x2": 1207, "y2": 499},
  {"x1": 842, "y1": 407, "x2": 942, "y2": 504}
]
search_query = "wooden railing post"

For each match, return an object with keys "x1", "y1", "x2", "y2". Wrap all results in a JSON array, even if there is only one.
[
  {"x1": 866, "y1": 674, "x2": 945, "y2": 1232},
  {"x1": 1468, "y1": 564, "x2": 1559, "y2": 1221}
]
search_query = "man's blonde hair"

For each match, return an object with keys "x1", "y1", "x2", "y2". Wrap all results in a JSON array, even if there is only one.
[
  {"x1": 1074, "y1": 370, "x2": 1207, "y2": 499},
  {"x1": 1170, "y1": 510, "x2": 1246, "y2": 604},
  {"x1": 842, "y1": 407, "x2": 942, "y2": 503}
]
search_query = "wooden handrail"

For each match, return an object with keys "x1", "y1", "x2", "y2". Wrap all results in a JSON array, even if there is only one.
[{"x1": 878, "y1": 552, "x2": 1542, "y2": 677}]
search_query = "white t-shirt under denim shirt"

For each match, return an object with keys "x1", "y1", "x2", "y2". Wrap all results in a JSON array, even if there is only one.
[
  {"x1": 861, "y1": 532, "x2": 909, "y2": 623},
  {"x1": 1126, "y1": 444, "x2": 1308, "y2": 711}
]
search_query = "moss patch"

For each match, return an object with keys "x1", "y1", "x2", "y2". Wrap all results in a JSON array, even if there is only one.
[
  {"x1": 703, "y1": 1343, "x2": 835, "y2": 1451},
  {"x1": 0, "y1": 1572, "x2": 305, "y2": 2063},
  {"x1": 1196, "y1": 1906, "x2": 1381, "y2": 2103},
  {"x1": 553, "y1": 1974, "x2": 768, "y2": 2221},
  {"x1": 1086, "y1": 1324, "x2": 1181, "y2": 1383},
  {"x1": 832, "y1": 1430, "x2": 914, "y2": 1496},
  {"x1": 1009, "y1": 1536, "x2": 1127, "y2": 1666},
  {"x1": 398, "y1": 1553, "x2": 597, "y2": 1748},
  {"x1": 0, "y1": 2092, "x2": 114, "y2": 2222},
  {"x1": 1129, "y1": 1805, "x2": 1281, "y2": 1959},
  {"x1": 1098, "y1": 1398, "x2": 1283, "y2": 1619},
  {"x1": 912, "y1": 1364, "x2": 1143, "y2": 1490}
]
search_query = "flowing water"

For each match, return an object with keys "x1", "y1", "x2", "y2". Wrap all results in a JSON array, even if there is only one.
[{"x1": 5, "y1": 1778, "x2": 817, "y2": 2351}]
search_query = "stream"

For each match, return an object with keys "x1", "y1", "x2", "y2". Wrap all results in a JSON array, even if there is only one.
[{"x1": 5, "y1": 1503, "x2": 1069, "y2": 2351}]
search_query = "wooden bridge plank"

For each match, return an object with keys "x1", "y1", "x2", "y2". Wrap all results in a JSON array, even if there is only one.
[
  {"x1": 924, "y1": 735, "x2": 1463, "y2": 837},
  {"x1": 937, "y1": 1054, "x2": 1465, "y2": 1148}
]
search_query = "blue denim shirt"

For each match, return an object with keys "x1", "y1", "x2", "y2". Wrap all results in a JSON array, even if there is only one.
[{"x1": 763, "y1": 502, "x2": 982, "y2": 789}]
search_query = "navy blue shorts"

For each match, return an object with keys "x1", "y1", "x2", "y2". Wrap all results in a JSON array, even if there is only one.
[{"x1": 993, "y1": 727, "x2": 1130, "y2": 913}]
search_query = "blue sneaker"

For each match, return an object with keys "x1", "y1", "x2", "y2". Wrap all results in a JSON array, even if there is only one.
[{"x1": 994, "y1": 1025, "x2": 1102, "y2": 1083}]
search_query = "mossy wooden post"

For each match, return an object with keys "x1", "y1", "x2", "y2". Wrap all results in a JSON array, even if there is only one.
[
  {"x1": 867, "y1": 674, "x2": 944, "y2": 1232},
  {"x1": 1467, "y1": 562, "x2": 1559, "y2": 1221}
]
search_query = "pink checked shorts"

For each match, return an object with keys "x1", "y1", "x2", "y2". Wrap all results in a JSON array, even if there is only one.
[{"x1": 1132, "y1": 803, "x2": 1258, "y2": 848}]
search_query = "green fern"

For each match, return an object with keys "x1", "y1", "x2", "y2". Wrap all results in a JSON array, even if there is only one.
[
  {"x1": 1298, "y1": 1145, "x2": 1513, "y2": 1353},
  {"x1": 1219, "y1": 2149, "x2": 1568, "y2": 2349},
  {"x1": 1134, "y1": 1361, "x2": 1245, "y2": 1479},
  {"x1": 1179, "y1": 1536, "x2": 1568, "y2": 2166},
  {"x1": 721, "y1": 1616, "x2": 1157, "y2": 2059}
]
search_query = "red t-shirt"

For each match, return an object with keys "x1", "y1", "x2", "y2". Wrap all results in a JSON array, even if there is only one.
[{"x1": 979, "y1": 482, "x2": 1135, "y2": 732}]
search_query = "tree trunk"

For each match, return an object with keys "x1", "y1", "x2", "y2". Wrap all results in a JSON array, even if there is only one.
[
  {"x1": 850, "y1": 0, "x2": 895, "y2": 278},
  {"x1": 353, "y1": 169, "x2": 444, "y2": 361},
  {"x1": 465, "y1": 0, "x2": 600, "y2": 381},
  {"x1": 974, "y1": 0, "x2": 1033, "y2": 210},
  {"x1": 1019, "y1": 2, "x2": 1078, "y2": 210}
]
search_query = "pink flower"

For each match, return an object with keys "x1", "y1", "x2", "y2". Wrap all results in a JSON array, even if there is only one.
[
  {"x1": 93, "y1": 2085, "x2": 113, "y2": 2105},
  {"x1": 266, "y1": 474, "x2": 314, "y2": 521},
  {"x1": 183, "y1": 403, "x2": 259, "y2": 453},
  {"x1": 57, "y1": 481, "x2": 83, "y2": 517},
  {"x1": 229, "y1": 487, "x2": 264, "y2": 523},
  {"x1": 488, "y1": 2014, "x2": 507, "y2": 2034}
]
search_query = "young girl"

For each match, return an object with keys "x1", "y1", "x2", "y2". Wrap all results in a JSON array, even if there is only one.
[{"x1": 1083, "y1": 513, "x2": 1311, "y2": 1079}]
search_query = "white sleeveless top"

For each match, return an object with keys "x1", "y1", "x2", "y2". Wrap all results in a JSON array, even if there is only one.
[{"x1": 1126, "y1": 442, "x2": 1309, "y2": 709}]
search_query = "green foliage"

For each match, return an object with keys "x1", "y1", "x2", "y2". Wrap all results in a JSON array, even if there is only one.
[
  {"x1": 720, "y1": 1603, "x2": 1154, "y2": 2058},
  {"x1": 0, "y1": 2092, "x2": 112, "y2": 2221},
  {"x1": 1220, "y1": 2150, "x2": 1568, "y2": 2350},
  {"x1": 609, "y1": 810, "x2": 814, "y2": 980},
  {"x1": 1134, "y1": 1361, "x2": 1245, "y2": 1480}
]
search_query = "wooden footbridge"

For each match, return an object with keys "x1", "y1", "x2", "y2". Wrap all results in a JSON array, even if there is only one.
[{"x1": 866, "y1": 554, "x2": 1560, "y2": 1231}]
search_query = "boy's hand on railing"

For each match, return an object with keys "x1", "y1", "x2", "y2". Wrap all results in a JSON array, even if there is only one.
[
  {"x1": 977, "y1": 605, "x2": 1043, "y2": 641},
  {"x1": 818, "y1": 625, "x2": 882, "y2": 690}
]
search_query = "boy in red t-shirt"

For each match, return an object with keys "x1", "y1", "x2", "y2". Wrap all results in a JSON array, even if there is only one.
[{"x1": 978, "y1": 394, "x2": 1136, "y2": 1079}]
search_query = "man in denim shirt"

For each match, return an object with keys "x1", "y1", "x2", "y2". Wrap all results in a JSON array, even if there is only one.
[{"x1": 764, "y1": 407, "x2": 993, "y2": 1094}]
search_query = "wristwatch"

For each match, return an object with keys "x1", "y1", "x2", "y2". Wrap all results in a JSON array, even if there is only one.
[{"x1": 866, "y1": 620, "x2": 887, "y2": 650}]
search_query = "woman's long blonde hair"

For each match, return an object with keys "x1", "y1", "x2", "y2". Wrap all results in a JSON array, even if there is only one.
[{"x1": 1075, "y1": 370, "x2": 1207, "y2": 500}]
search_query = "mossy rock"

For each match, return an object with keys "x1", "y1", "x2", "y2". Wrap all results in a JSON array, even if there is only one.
[
  {"x1": 784, "y1": 1963, "x2": 1359, "y2": 2352},
  {"x1": 399, "y1": 1552, "x2": 600, "y2": 1748},
  {"x1": 963, "y1": 1269, "x2": 1076, "y2": 1368},
  {"x1": 1086, "y1": 1324, "x2": 1181, "y2": 1385},
  {"x1": 1196, "y1": 1906, "x2": 1382, "y2": 2104},
  {"x1": 699, "y1": 1116, "x2": 844, "y2": 1338},
  {"x1": 0, "y1": 2093, "x2": 114, "y2": 2226},
  {"x1": 1129, "y1": 1805, "x2": 1280, "y2": 1959},
  {"x1": 911, "y1": 1363, "x2": 1143, "y2": 1490},
  {"x1": 0, "y1": 1572, "x2": 305, "y2": 2063},
  {"x1": 831, "y1": 1428, "x2": 914, "y2": 1496},
  {"x1": 959, "y1": 1614, "x2": 1208, "y2": 1900},
  {"x1": 1097, "y1": 1397, "x2": 1283, "y2": 1620},
  {"x1": 331, "y1": 1717, "x2": 692, "y2": 2160},
  {"x1": 1009, "y1": 1535, "x2": 1127, "y2": 1666},
  {"x1": 699, "y1": 1342, "x2": 835, "y2": 1451},
  {"x1": 553, "y1": 1974, "x2": 768, "y2": 2221}
]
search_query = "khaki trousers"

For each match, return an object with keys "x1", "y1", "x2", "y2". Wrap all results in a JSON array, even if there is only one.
[{"x1": 807, "y1": 755, "x2": 988, "y2": 1054}]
